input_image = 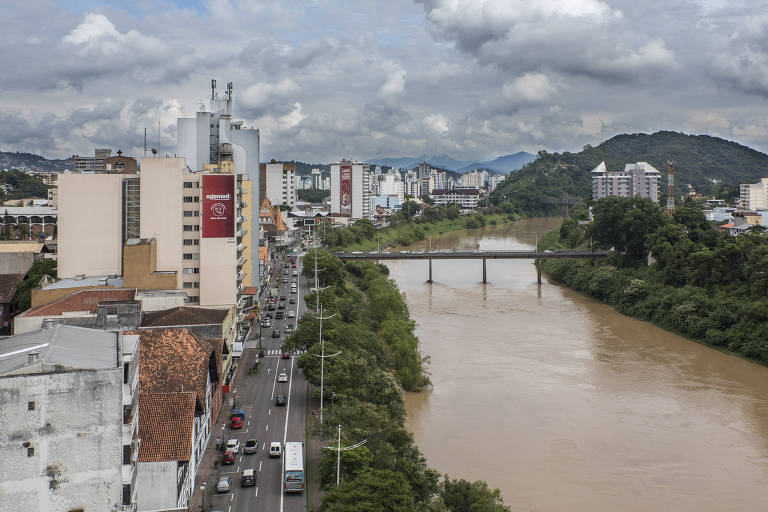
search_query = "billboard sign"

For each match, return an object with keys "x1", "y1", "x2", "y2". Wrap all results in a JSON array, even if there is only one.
[
  {"x1": 340, "y1": 165, "x2": 351, "y2": 212},
  {"x1": 202, "y1": 174, "x2": 235, "y2": 238}
]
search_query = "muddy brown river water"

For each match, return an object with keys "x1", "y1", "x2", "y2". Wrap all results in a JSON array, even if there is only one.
[{"x1": 388, "y1": 217, "x2": 768, "y2": 511}]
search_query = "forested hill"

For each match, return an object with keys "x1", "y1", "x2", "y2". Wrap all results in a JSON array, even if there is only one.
[{"x1": 489, "y1": 131, "x2": 768, "y2": 216}]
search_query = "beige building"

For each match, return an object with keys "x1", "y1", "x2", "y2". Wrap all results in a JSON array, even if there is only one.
[
  {"x1": 261, "y1": 162, "x2": 297, "y2": 207},
  {"x1": 739, "y1": 178, "x2": 768, "y2": 211}
]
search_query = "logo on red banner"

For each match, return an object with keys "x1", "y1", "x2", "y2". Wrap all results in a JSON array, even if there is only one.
[
  {"x1": 340, "y1": 165, "x2": 351, "y2": 210},
  {"x1": 202, "y1": 174, "x2": 235, "y2": 238}
]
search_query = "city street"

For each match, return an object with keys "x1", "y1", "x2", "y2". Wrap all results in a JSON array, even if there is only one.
[{"x1": 197, "y1": 250, "x2": 310, "y2": 512}]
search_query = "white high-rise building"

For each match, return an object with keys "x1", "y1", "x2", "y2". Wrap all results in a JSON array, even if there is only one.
[
  {"x1": 591, "y1": 161, "x2": 661, "y2": 203},
  {"x1": 739, "y1": 178, "x2": 768, "y2": 210},
  {"x1": 330, "y1": 160, "x2": 373, "y2": 220},
  {"x1": 261, "y1": 162, "x2": 296, "y2": 207}
]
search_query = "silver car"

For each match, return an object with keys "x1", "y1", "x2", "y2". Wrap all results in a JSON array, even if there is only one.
[{"x1": 216, "y1": 476, "x2": 231, "y2": 493}]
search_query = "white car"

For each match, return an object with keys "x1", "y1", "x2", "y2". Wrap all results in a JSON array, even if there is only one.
[
  {"x1": 399, "y1": 250, "x2": 410, "y2": 254},
  {"x1": 351, "y1": 251, "x2": 363, "y2": 254},
  {"x1": 216, "y1": 476, "x2": 231, "y2": 493},
  {"x1": 287, "y1": 310, "x2": 295, "y2": 318},
  {"x1": 226, "y1": 439, "x2": 240, "y2": 453},
  {"x1": 473, "y1": 249, "x2": 483, "y2": 254},
  {"x1": 278, "y1": 371, "x2": 288, "y2": 383}
]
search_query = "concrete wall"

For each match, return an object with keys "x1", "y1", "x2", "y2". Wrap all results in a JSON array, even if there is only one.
[
  {"x1": 58, "y1": 174, "x2": 124, "y2": 278},
  {"x1": 330, "y1": 164, "x2": 340, "y2": 214},
  {"x1": 199, "y1": 237, "x2": 236, "y2": 307},
  {"x1": 0, "y1": 252, "x2": 32, "y2": 274},
  {"x1": 123, "y1": 239, "x2": 178, "y2": 290},
  {"x1": 140, "y1": 158, "x2": 185, "y2": 280},
  {"x1": 136, "y1": 460, "x2": 178, "y2": 511},
  {"x1": 0, "y1": 369, "x2": 122, "y2": 512}
]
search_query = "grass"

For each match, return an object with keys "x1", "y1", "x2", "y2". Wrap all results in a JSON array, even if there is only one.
[{"x1": 339, "y1": 213, "x2": 516, "y2": 252}]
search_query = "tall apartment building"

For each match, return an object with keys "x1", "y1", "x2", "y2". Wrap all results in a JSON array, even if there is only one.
[
  {"x1": 71, "y1": 148, "x2": 112, "y2": 173},
  {"x1": 0, "y1": 326, "x2": 139, "y2": 512},
  {"x1": 260, "y1": 162, "x2": 297, "y2": 207},
  {"x1": 330, "y1": 160, "x2": 373, "y2": 220},
  {"x1": 739, "y1": 178, "x2": 768, "y2": 210},
  {"x1": 418, "y1": 161, "x2": 431, "y2": 180},
  {"x1": 591, "y1": 161, "x2": 661, "y2": 203},
  {"x1": 462, "y1": 169, "x2": 489, "y2": 189},
  {"x1": 310, "y1": 168, "x2": 322, "y2": 189}
]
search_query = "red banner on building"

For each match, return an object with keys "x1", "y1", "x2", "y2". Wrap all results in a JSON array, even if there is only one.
[
  {"x1": 340, "y1": 165, "x2": 351, "y2": 210},
  {"x1": 202, "y1": 174, "x2": 235, "y2": 238}
]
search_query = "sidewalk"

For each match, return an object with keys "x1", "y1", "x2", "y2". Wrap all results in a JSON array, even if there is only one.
[{"x1": 189, "y1": 347, "x2": 259, "y2": 511}]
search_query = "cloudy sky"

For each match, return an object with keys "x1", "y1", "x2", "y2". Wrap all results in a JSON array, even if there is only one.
[{"x1": 2, "y1": 0, "x2": 767, "y2": 163}]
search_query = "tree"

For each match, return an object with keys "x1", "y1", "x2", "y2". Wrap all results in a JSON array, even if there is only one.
[
  {"x1": 437, "y1": 477, "x2": 511, "y2": 512},
  {"x1": 318, "y1": 444, "x2": 374, "y2": 490},
  {"x1": 297, "y1": 188, "x2": 330, "y2": 203},
  {"x1": 588, "y1": 197, "x2": 666, "y2": 264},
  {"x1": 320, "y1": 469, "x2": 415, "y2": 511}
]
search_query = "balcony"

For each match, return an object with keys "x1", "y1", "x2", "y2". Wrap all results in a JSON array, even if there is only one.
[
  {"x1": 237, "y1": 271, "x2": 246, "y2": 281},
  {"x1": 237, "y1": 256, "x2": 246, "y2": 266}
]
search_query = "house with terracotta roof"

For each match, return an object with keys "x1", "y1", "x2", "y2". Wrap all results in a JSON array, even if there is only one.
[
  {"x1": 140, "y1": 305, "x2": 237, "y2": 379},
  {"x1": 134, "y1": 328, "x2": 223, "y2": 512},
  {"x1": 13, "y1": 288, "x2": 140, "y2": 334}
]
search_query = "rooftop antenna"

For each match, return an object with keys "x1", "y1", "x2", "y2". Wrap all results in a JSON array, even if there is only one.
[{"x1": 143, "y1": 127, "x2": 147, "y2": 157}]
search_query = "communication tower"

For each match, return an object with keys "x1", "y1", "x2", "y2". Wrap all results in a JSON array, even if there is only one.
[{"x1": 666, "y1": 160, "x2": 675, "y2": 217}]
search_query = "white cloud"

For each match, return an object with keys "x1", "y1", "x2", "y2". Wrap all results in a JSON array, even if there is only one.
[
  {"x1": 424, "y1": 114, "x2": 450, "y2": 134},
  {"x1": 379, "y1": 61, "x2": 407, "y2": 97},
  {"x1": 239, "y1": 79, "x2": 302, "y2": 117},
  {"x1": 62, "y1": 13, "x2": 162, "y2": 57},
  {"x1": 503, "y1": 73, "x2": 558, "y2": 103}
]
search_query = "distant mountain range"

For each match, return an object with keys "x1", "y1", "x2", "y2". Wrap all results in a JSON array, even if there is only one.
[
  {"x1": 0, "y1": 150, "x2": 71, "y2": 173},
  {"x1": 365, "y1": 152, "x2": 536, "y2": 174}
]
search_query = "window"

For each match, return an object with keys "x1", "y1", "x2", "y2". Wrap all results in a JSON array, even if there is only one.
[
  {"x1": 27, "y1": 447, "x2": 34, "y2": 457},
  {"x1": 123, "y1": 444, "x2": 132, "y2": 464},
  {"x1": 123, "y1": 362, "x2": 130, "y2": 384},
  {"x1": 183, "y1": 210, "x2": 199, "y2": 217},
  {"x1": 106, "y1": 306, "x2": 118, "y2": 315},
  {"x1": 183, "y1": 181, "x2": 194, "y2": 189},
  {"x1": 188, "y1": 296, "x2": 199, "y2": 303},
  {"x1": 183, "y1": 282, "x2": 194, "y2": 288},
  {"x1": 183, "y1": 225, "x2": 194, "y2": 232},
  {"x1": 183, "y1": 267, "x2": 200, "y2": 274},
  {"x1": 28, "y1": 401, "x2": 35, "y2": 411}
]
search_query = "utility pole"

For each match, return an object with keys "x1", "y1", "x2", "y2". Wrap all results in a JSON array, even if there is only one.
[
  {"x1": 323, "y1": 425, "x2": 367, "y2": 487},
  {"x1": 313, "y1": 305, "x2": 340, "y2": 432}
]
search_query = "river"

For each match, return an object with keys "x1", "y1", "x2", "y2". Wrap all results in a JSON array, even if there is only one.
[{"x1": 387, "y1": 217, "x2": 768, "y2": 511}]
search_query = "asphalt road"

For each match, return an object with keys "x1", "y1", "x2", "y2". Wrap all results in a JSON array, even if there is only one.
[{"x1": 207, "y1": 251, "x2": 309, "y2": 512}]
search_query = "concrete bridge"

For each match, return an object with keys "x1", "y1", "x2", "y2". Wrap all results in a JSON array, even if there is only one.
[{"x1": 335, "y1": 250, "x2": 611, "y2": 284}]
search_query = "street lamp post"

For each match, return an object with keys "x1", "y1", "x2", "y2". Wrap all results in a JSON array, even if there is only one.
[
  {"x1": 199, "y1": 482, "x2": 206, "y2": 511},
  {"x1": 323, "y1": 425, "x2": 367, "y2": 487}
]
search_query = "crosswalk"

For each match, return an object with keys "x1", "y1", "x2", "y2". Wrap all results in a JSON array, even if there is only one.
[{"x1": 264, "y1": 349, "x2": 304, "y2": 356}]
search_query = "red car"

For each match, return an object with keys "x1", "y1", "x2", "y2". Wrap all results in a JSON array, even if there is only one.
[
  {"x1": 281, "y1": 352, "x2": 291, "y2": 359},
  {"x1": 231, "y1": 416, "x2": 243, "y2": 429},
  {"x1": 222, "y1": 450, "x2": 235, "y2": 465}
]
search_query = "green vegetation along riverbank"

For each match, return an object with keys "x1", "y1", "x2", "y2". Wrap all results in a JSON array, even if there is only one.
[
  {"x1": 323, "y1": 202, "x2": 519, "y2": 252},
  {"x1": 540, "y1": 197, "x2": 768, "y2": 366},
  {"x1": 284, "y1": 250, "x2": 511, "y2": 511}
]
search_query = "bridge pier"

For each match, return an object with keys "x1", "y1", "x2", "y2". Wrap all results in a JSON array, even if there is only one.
[
  {"x1": 482, "y1": 258, "x2": 487, "y2": 284},
  {"x1": 536, "y1": 258, "x2": 542, "y2": 284},
  {"x1": 427, "y1": 258, "x2": 433, "y2": 283}
]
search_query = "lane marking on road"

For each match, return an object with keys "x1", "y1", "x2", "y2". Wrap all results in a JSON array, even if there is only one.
[
  {"x1": 270, "y1": 354, "x2": 280, "y2": 400},
  {"x1": 265, "y1": 424, "x2": 269, "y2": 431},
  {"x1": 255, "y1": 487, "x2": 259, "y2": 498},
  {"x1": 268, "y1": 409, "x2": 271, "y2": 416},
  {"x1": 259, "y1": 461, "x2": 262, "y2": 472}
]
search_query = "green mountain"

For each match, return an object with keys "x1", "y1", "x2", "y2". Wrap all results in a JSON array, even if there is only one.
[{"x1": 489, "y1": 131, "x2": 768, "y2": 215}]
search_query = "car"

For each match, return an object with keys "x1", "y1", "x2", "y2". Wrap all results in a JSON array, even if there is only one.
[
  {"x1": 243, "y1": 439, "x2": 258, "y2": 454},
  {"x1": 287, "y1": 310, "x2": 295, "y2": 318},
  {"x1": 275, "y1": 394, "x2": 286, "y2": 406},
  {"x1": 351, "y1": 251, "x2": 363, "y2": 254},
  {"x1": 278, "y1": 302, "x2": 286, "y2": 309},
  {"x1": 292, "y1": 270, "x2": 298, "y2": 276},
  {"x1": 543, "y1": 249, "x2": 553, "y2": 254},
  {"x1": 473, "y1": 249, "x2": 482, "y2": 253},
  {"x1": 230, "y1": 416, "x2": 243, "y2": 429},
  {"x1": 241, "y1": 469, "x2": 256, "y2": 487},
  {"x1": 369, "y1": 250, "x2": 378, "y2": 254},
  {"x1": 275, "y1": 311, "x2": 284, "y2": 319},
  {"x1": 289, "y1": 298, "x2": 296, "y2": 304},
  {"x1": 278, "y1": 371, "x2": 288, "y2": 383},
  {"x1": 261, "y1": 320, "x2": 271, "y2": 328},
  {"x1": 399, "y1": 250, "x2": 409, "y2": 254},
  {"x1": 272, "y1": 329, "x2": 281, "y2": 338},
  {"x1": 292, "y1": 263, "x2": 297, "y2": 268},
  {"x1": 284, "y1": 324, "x2": 293, "y2": 334},
  {"x1": 226, "y1": 439, "x2": 240, "y2": 453},
  {"x1": 216, "y1": 476, "x2": 232, "y2": 492},
  {"x1": 269, "y1": 442, "x2": 282, "y2": 457},
  {"x1": 268, "y1": 302, "x2": 276, "y2": 310},
  {"x1": 222, "y1": 450, "x2": 235, "y2": 465},
  {"x1": 281, "y1": 352, "x2": 291, "y2": 359},
  {"x1": 280, "y1": 295, "x2": 287, "y2": 301},
  {"x1": 382, "y1": 251, "x2": 391, "y2": 254},
  {"x1": 291, "y1": 288, "x2": 297, "y2": 294},
  {"x1": 282, "y1": 277, "x2": 288, "y2": 283},
  {"x1": 265, "y1": 311, "x2": 273, "y2": 318}
]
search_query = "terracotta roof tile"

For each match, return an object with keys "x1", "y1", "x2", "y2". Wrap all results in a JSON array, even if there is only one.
[
  {"x1": 0, "y1": 274, "x2": 25, "y2": 303},
  {"x1": 138, "y1": 392, "x2": 196, "y2": 462},
  {"x1": 243, "y1": 286, "x2": 259, "y2": 295},
  {"x1": 141, "y1": 306, "x2": 229, "y2": 327},
  {"x1": 133, "y1": 328, "x2": 219, "y2": 410},
  {"x1": 24, "y1": 289, "x2": 136, "y2": 316}
]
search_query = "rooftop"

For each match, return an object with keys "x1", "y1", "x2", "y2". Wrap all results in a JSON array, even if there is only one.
[
  {"x1": 0, "y1": 241, "x2": 45, "y2": 253},
  {"x1": 21, "y1": 288, "x2": 136, "y2": 317},
  {"x1": 138, "y1": 392, "x2": 196, "y2": 462},
  {"x1": 141, "y1": 306, "x2": 230, "y2": 327},
  {"x1": 0, "y1": 325, "x2": 118, "y2": 375},
  {"x1": 0, "y1": 206, "x2": 57, "y2": 216},
  {"x1": 41, "y1": 275, "x2": 124, "y2": 290}
]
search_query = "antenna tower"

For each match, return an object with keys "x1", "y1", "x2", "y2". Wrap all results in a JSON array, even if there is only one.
[
  {"x1": 143, "y1": 127, "x2": 147, "y2": 157},
  {"x1": 666, "y1": 160, "x2": 675, "y2": 217}
]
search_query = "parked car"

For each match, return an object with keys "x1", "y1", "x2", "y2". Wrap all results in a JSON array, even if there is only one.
[
  {"x1": 243, "y1": 439, "x2": 258, "y2": 454},
  {"x1": 272, "y1": 329, "x2": 281, "y2": 338},
  {"x1": 269, "y1": 442, "x2": 282, "y2": 457},
  {"x1": 226, "y1": 439, "x2": 240, "y2": 453},
  {"x1": 281, "y1": 352, "x2": 291, "y2": 359},
  {"x1": 275, "y1": 394, "x2": 286, "y2": 406},
  {"x1": 222, "y1": 451, "x2": 235, "y2": 465},
  {"x1": 278, "y1": 371, "x2": 288, "y2": 383},
  {"x1": 216, "y1": 476, "x2": 232, "y2": 492},
  {"x1": 241, "y1": 469, "x2": 256, "y2": 487}
]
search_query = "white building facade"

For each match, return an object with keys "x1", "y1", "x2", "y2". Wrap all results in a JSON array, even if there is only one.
[
  {"x1": 262, "y1": 162, "x2": 297, "y2": 207},
  {"x1": 739, "y1": 178, "x2": 768, "y2": 210},
  {"x1": 330, "y1": 161, "x2": 373, "y2": 220},
  {"x1": 591, "y1": 161, "x2": 661, "y2": 203},
  {"x1": 431, "y1": 188, "x2": 480, "y2": 208}
]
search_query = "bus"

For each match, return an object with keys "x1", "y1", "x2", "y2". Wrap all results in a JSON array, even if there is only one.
[{"x1": 283, "y1": 441, "x2": 305, "y2": 493}]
